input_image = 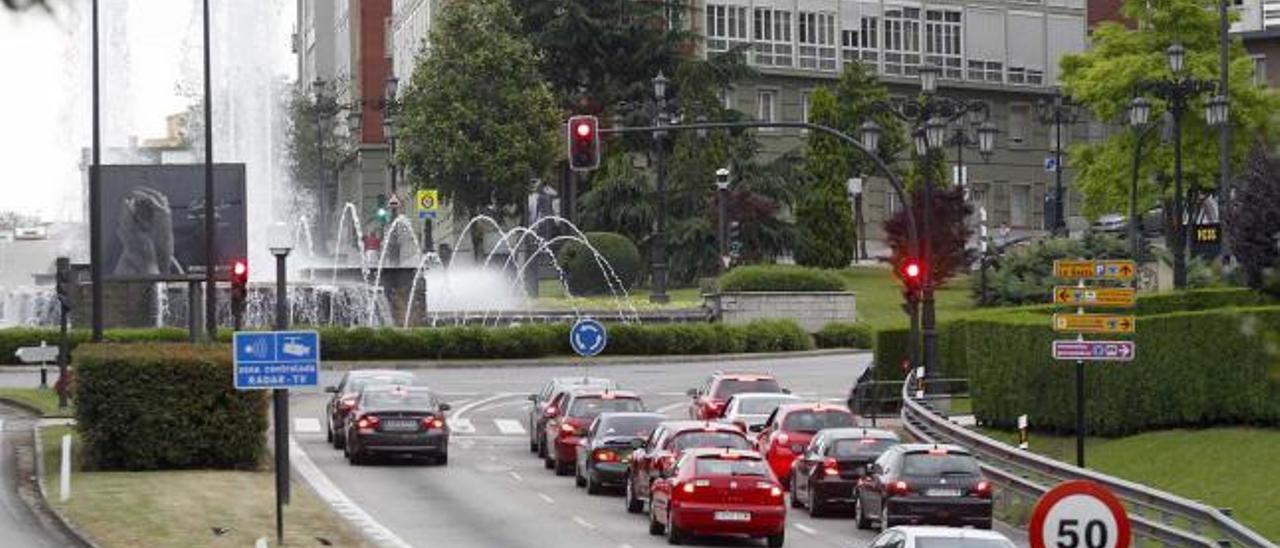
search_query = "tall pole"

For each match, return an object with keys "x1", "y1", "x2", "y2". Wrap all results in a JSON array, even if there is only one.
[
  {"x1": 272, "y1": 251, "x2": 290, "y2": 546},
  {"x1": 1172, "y1": 101, "x2": 1187, "y2": 289},
  {"x1": 203, "y1": 0, "x2": 217, "y2": 340},
  {"x1": 921, "y1": 148, "x2": 937, "y2": 383},
  {"x1": 90, "y1": 0, "x2": 103, "y2": 341},
  {"x1": 1075, "y1": 357, "x2": 1085, "y2": 467},
  {"x1": 855, "y1": 193, "x2": 867, "y2": 261},
  {"x1": 651, "y1": 90, "x2": 670, "y2": 304},
  {"x1": 1130, "y1": 130, "x2": 1146, "y2": 259},
  {"x1": 1054, "y1": 118, "x2": 1065, "y2": 236},
  {"x1": 387, "y1": 135, "x2": 399, "y2": 266},
  {"x1": 1218, "y1": 0, "x2": 1232, "y2": 260},
  {"x1": 717, "y1": 185, "x2": 728, "y2": 273}
]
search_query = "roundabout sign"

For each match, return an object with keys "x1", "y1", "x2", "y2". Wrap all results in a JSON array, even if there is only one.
[
  {"x1": 570, "y1": 318, "x2": 607, "y2": 357},
  {"x1": 1030, "y1": 481, "x2": 1130, "y2": 548}
]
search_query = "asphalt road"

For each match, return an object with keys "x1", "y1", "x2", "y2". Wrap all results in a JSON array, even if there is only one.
[
  {"x1": 0, "y1": 404, "x2": 83, "y2": 548},
  {"x1": 291, "y1": 353, "x2": 895, "y2": 548}
]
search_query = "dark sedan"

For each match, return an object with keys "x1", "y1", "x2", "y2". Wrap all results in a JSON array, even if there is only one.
[
  {"x1": 344, "y1": 385, "x2": 451, "y2": 466},
  {"x1": 574, "y1": 412, "x2": 665, "y2": 495},
  {"x1": 324, "y1": 369, "x2": 415, "y2": 450},
  {"x1": 789, "y1": 428, "x2": 900, "y2": 517},
  {"x1": 855, "y1": 444, "x2": 993, "y2": 530}
]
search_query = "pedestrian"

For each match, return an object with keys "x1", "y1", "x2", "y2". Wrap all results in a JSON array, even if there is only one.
[
  {"x1": 998, "y1": 222, "x2": 1011, "y2": 246},
  {"x1": 363, "y1": 230, "x2": 381, "y2": 265}
]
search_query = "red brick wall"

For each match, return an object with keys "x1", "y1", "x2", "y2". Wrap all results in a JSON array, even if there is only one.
[
  {"x1": 1089, "y1": 0, "x2": 1132, "y2": 30},
  {"x1": 358, "y1": 0, "x2": 392, "y2": 144}
]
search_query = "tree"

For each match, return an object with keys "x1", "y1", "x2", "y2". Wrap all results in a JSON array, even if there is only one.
[
  {"x1": 1226, "y1": 144, "x2": 1280, "y2": 292},
  {"x1": 795, "y1": 89, "x2": 856, "y2": 268},
  {"x1": 283, "y1": 82, "x2": 351, "y2": 220},
  {"x1": 578, "y1": 154, "x2": 656, "y2": 250},
  {"x1": 1060, "y1": 0, "x2": 1280, "y2": 218},
  {"x1": 884, "y1": 182, "x2": 974, "y2": 287},
  {"x1": 397, "y1": 0, "x2": 561, "y2": 259}
]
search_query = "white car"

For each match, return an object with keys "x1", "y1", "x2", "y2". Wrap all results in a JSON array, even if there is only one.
[
  {"x1": 720, "y1": 392, "x2": 801, "y2": 437},
  {"x1": 866, "y1": 526, "x2": 1016, "y2": 548}
]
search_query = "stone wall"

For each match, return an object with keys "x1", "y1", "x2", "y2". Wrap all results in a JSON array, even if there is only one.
[{"x1": 708, "y1": 291, "x2": 857, "y2": 333}]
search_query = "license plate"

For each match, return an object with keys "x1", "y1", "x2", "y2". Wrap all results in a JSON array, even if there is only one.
[
  {"x1": 926, "y1": 488, "x2": 961, "y2": 497},
  {"x1": 713, "y1": 511, "x2": 750, "y2": 522},
  {"x1": 383, "y1": 420, "x2": 419, "y2": 431}
]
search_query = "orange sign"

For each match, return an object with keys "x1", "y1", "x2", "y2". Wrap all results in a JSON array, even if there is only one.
[
  {"x1": 1052, "y1": 260, "x2": 1136, "y2": 280},
  {"x1": 1052, "y1": 313, "x2": 1136, "y2": 334},
  {"x1": 1053, "y1": 286, "x2": 1136, "y2": 307}
]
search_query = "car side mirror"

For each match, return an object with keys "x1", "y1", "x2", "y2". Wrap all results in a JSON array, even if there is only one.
[
  {"x1": 781, "y1": 388, "x2": 792, "y2": 394},
  {"x1": 686, "y1": 388, "x2": 698, "y2": 398},
  {"x1": 748, "y1": 424, "x2": 765, "y2": 433},
  {"x1": 324, "y1": 386, "x2": 338, "y2": 393},
  {"x1": 438, "y1": 403, "x2": 452, "y2": 412},
  {"x1": 630, "y1": 438, "x2": 645, "y2": 449},
  {"x1": 528, "y1": 394, "x2": 538, "y2": 402}
]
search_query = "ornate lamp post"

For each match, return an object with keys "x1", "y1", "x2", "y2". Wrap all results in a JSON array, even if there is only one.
[{"x1": 1036, "y1": 91, "x2": 1082, "y2": 236}]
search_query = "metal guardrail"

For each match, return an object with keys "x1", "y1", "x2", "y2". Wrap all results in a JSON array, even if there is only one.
[{"x1": 899, "y1": 371, "x2": 1276, "y2": 548}]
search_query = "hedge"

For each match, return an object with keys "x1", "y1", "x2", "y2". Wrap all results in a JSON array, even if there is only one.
[
  {"x1": 74, "y1": 343, "x2": 268, "y2": 470},
  {"x1": 0, "y1": 327, "x2": 193, "y2": 364},
  {"x1": 560, "y1": 232, "x2": 643, "y2": 295},
  {"x1": 719, "y1": 265, "x2": 846, "y2": 292},
  {"x1": 814, "y1": 322, "x2": 874, "y2": 349}
]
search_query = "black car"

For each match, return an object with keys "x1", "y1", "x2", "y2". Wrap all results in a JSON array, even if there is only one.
[
  {"x1": 527, "y1": 377, "x2": 615, "y2": 454},
  {"x1": 855, "y1": 444, "x2": 993, "y2": 530},
  {"x1": 344, "y1": 385, "x2": 451, "y2": 466},
  {"x1": 789, "y1": 428, "x2": 900, "y2": 517},
  {"x1": 574, "y1": 412, "x2": 665, "y2": 494},
  {"x1": 324, "y1": 369, "x2": 415, "y2": 450}
]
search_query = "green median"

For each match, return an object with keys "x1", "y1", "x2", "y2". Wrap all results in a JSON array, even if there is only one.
[{"x1": 0, "y1": 387, "x2": 73, "y2": 418}]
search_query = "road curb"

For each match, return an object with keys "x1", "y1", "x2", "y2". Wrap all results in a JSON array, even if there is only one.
[
  {"x1": 31, "y1": 420, "x2": 100, "y2": 548},
  {"x1": 0, "y1": 396, "x2": 46, "y2": 417},
  {"x1": 323, "y1": 348, "x2": 869, "y2": 371}
]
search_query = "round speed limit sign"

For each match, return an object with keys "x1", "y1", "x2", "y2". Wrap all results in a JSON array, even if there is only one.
[{"x1": 1030, "y1": 481, "x2": 1130, "y2": 548}]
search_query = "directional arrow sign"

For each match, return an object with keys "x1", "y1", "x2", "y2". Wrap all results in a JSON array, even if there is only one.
[
  {"x1": 1053, "y1": 259, "x2": 1136, "y2": 281},
  {"x1": 1052, "y1": 340, "x2": 1136, "y2": 361},
  {"x1": 1052, "y1": 314, "x2": 1136, "y2": 334},
  {"x1": 1053, "y1": 286, "x2": 1136, "y2": 307}
]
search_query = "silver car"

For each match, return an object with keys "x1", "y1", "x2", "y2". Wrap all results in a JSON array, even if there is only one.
[{"x1": 720, "y1": 392, "x2": 801, "y2": 438}]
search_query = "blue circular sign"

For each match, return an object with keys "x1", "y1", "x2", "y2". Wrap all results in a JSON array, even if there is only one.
[{"x1": 570, "y1": 318, "x2": 607, "y2": 357}]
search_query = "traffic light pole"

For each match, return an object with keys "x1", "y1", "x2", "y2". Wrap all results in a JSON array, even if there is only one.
[
  {"x1": 56, "y1": 258, "x2": 70, "y2": 409},
  {"x1": 921, "y1": 150, "x2": 938, "y2": 384}
]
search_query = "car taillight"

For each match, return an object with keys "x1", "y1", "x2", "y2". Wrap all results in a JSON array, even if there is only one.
[
  {"x1": 422, "y1": 417, "x2": 445, "y2": 430},
  {"x1": 682, "y1": 482, "x2": 697, "y2": 494},
  {"x1": 973, "y1": 480, "x2": 992, "y2": 498},
  {"x1": 560, "y1": 422, "x2": 576, "y2": 435},
  {"x1": 544, "y1": 406, "x2": 558, "y2": 416},
  {"x1": 356, "y1": 415, "x2": 380, "y2": 429},
  {"x1": 593, "y1": 450, "x2": 617, "y2": 462},
  {"x1": 888, "y1": 480, "x2": 910, "y2": 496},
  {"x1": 769, "y1": 485, "x2": 783, "y2": 497},
  {"x1": 822, "y1": 457, "x2": 840, "y2": 476}
]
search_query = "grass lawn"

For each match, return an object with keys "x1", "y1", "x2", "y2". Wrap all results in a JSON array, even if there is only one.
[
  {"x1": 0, "y1": 387, "x2": 73, "y2": 417},
  {"x1": 41, "y1": 426, "x2": 370, "y2": 547},
  {"x1": 980, "y1": 426, "x2": 1280, "y2": 541},
  {"x1": 835, "y1": 266, "x2": 975, "y2": 329},
  {"x1": 535, "y1": 278, "x2": 703, "y2": 310}
]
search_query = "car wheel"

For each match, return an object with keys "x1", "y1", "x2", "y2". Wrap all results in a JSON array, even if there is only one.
[
  {"x1": 544, "y1": 455, "x2": 555, "y2": 470},
  {"x1": 586, "y1": 471, "x2": 602, "y2": 495},
  {"x1": 807, "y1": 482, "x2": 825, "y2": 517},
  {"x1": 537, "y1": 436, "x2": 548, "y2": 459},
  {"x1": 333, "y1": 429, "x2": 345, "y2": 450},
  {"x1": 555, "y1": 458, "x2": 572, "y2": 477},
  {"x1": 435, "y1": 453, "x2": 448, "y2": 466},
  {"x1": 854, "y1": 494, "x2": 871, "y2": 530},
  {"x1": 648, "y1": 500, "x2": 664, "y2": 535},
  {"x1": 666, "y1": 510, "x2": 686, "y2": 545},
  {"x1": 789, "y1": 477, "x2": 804, "y2": 509},
  {"x1": 529, "y1": 434, "x2": 538, "y2": 453},
  {"x1": 879, "y1": 503, "x2": 891, "y2": 531},
  {"x1": 575, "y1": 464, "x2": 587, "y2": 488},
  {"x1": 326, "y1": 424, "x2": 333, "y2": 443},
  {"x1": 766, "y1": 531, "x2": 785, "y2": 548},
  {"x1": 625, "y1": 478, "x2": 644, "y2": 514}
]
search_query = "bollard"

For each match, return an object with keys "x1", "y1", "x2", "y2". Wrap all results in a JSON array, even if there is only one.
[
  {"x1": 59, "y1": 434, "x2": 71, "y2": 502},
  {"x1": 1018, "y1": 414, "x2": 1029, "y2": 450}
]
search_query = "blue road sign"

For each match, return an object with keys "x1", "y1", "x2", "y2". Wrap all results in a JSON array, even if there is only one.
[
  {"x1": 570, "y1": 318, "x2": 607, "y2": 357},
  {"x1": 234, "y1": 331, "x2": 321, "y2": 389}
]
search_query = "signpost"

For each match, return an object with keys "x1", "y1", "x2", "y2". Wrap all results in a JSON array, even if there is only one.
[
  {"x1": 416, "y1": 189, "x2": 439, "y2": 220},
  {"x1": 15, "y1": 343, "x2": 59, "y2": 388},
  {"x1": 1051, "y1": 259, "x2": 1136, "y2": 468},
  {"x1": 1030, "y1": 480, "x2": 1131, "y2": 548}
]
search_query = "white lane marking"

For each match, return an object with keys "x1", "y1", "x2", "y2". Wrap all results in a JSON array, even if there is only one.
[
  {"x1": 656, "y1": 392, "x2": 687, "y2": 396},
  {"x1": 794, "y1": 523, "x2": 818, "y2": 536},
  {"x1": 656, "y1": 402, "x2": 687, "y2": 415},
  {"x1": 449, "y1": 418, "x2": 476, "y2": 434},
  {"x1": 508, "y1": 471, "x2": 523, "y2": 483},
  {"x1": 473, "y1": 399, "x2": 528, "y2": 414},
  {"x1": 451, "y1": 393, "x2": 520, "y2": 422},
  {"x1": 619, "y1": 544, "x2": 636, "y2": 548},
  {"x1": 289, "y1": 437, "x2": 414, "y2": 548},
  {"x1": 293, "y1": 418, "x2": 322, "y2": 433},
  {"x1": 572, "y1": 516, "x2": 596, "y2": 530},
  {"x1": 493, "y1": 419, "x2": 526, "y2": 435},
  {"x1": 439, "y1": 392, "x2": 481, "y2": 397},
  {"x1": 537, "y1": 492, "x2": 555, "y2": 504}
]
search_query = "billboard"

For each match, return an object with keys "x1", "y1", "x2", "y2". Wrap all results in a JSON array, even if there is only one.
[{"x1": 96, "y1": 164, "x2": 247, "y2": 282}]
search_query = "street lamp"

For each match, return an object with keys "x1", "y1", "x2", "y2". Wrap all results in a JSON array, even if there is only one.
[
  {"x1": 1167, "y1": 44, "x2": 1186, "y2": 74},
  {"x1": 1126, "y1": 98, "x2": 1161, "y2": 259},
  {"x1": 266, "y1": 221, "x2": 291, "y2": 535},
  {"x1": 715, "y1": 167, "x2": 731, "y2": 271},
  {"x1": 919, "y1": 65, "x2": 940, "y2": 94},
  {"x1": 1036, "y1": 91, "x2": 1082, "y2": 236},
  {"x1": 860, "y1": 121, "x2": 882, "y2": 153},
  {"x1": 1129, "y1": 97, "x2": 1151, "y2": 126},
  {"x1": 381, "y1": 75, "x2": 402, "y2": 266},
  {"x1": 847, "y1": 177, "x2": 867, "y2": 262}
]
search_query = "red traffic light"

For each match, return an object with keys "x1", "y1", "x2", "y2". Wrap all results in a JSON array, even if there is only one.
[
  {"x1": 232, "y1": 260, "x2": 248, "y2": 282},
  {"x1": 567, "y1": 115, "x2": 600, "y2": 171},
  {"x1": 574, "y1": 120, "x2": 592, "y2": 139},
  {"x1": 901, "y1": 258, "x2": 923, "y2": 287},
  {"x1": 904, "y1": 261, "x2": 921, "y2": 279}
]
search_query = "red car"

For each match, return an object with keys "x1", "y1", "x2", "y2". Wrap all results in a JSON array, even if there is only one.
[
  {"x1": 755, "y1": 403, "x2": 858, "y2": 487},
  {"x1": 624, "y1": 421, "x2": 753, "y2": 514},
  {"x1": 648, "y1": 448, "x2": 786, "y2": 547},
  {"x1": 687, "y1": 372, "x2": 785, "y2": 420},
  {"x1": 544, "y1": 390, "x2": 644, "y2": 476}
]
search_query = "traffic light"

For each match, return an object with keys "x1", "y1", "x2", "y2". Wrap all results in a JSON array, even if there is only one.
[
  {"x1": 231, "y1": 259, "x2": 248, "y2": 330},
  {"x1": 55, "y1": 257, "x2": 71, "y2": 313},
  {"x1": 728, "y1": 221, "x2": 743, "y2": 258},
  {"x1": 567, "y1": 115, "x2": 600, "y2": 171},
  {"x1": 900, "y1": 257, "x2": 924, "y2": 288},
  {"x1": 376, "y1": 207, "x2": 390, "y2": 223}
]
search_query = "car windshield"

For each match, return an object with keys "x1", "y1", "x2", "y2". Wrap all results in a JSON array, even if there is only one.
[
  {"x1": 903, "y1": 452, "x2": 982, "y2": 476},
  {"x1": 782, "y1": 410, "x2": 856, "y2": 432},
  {"x1": 831, "y1": 438, "x2": 897, "y2": 458},
  {"x1": 712, "y1": 378, "x2": 782, "y2": 398},
  {"x1": 597, "y1": 416, "x2": 663, "y2": 438},
  {"x1": 568, "y1": 397, "x2": 643, "y2": 418},
  {"x1": 694, "y1": 457, "x2": 768, "y2": 476},
  {"x1": 669, "y1": 431, "x2": 752, "y2": 451},
  {"x1": 348, "y1": 375, "x2": 413, "y2": 393},
  {"x1": 916, "y1": 538, "x2": 1015, "y2": 548},
  {"x1": 737, "y1": 397, "x2": 793, "y2": 414},
  {"x1": 363, "y1": 390, "x2": 436, "y2": 410}
]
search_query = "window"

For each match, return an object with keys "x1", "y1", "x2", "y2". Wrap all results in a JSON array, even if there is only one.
[
  {"x1": 1008, "y1": 104, "x2": 1030, "y2": 144},
  {"x1": 706, "y1": 4, "x2": 749, "y2": 53},
  {"x1": 883, "y1": 7, "x2": 921, "y2": 76},
  {"x1": 757, "y1": 89, "x2": 777, "y2": 123},
  {"x1": 1010, "y1": 184, "x2": 1030, "y2": 227},
  {"x1": 966, "y1": 60, "x2": 1003, "y2": 82},
  {"x1": 799, "y1": 11, "x2": 838, "y2": 71},
  {"x1": 841, "y1": 16, "x2": 879, "y2": 65},
  {"x1": 1254, "y1": 55, "x2": 1268, "y2": 85},
  {"x1": 720, "y1": 87, "x2": 734, "y2": 110},
  {"x1": 1266, "y1": 0, "x2": 1280, "y2": 28},
  {"x1": 754, "y1": 8, "x2": 794, "y2": 67},
  {"x1": 1008, "y1": 66, "x2": 1045, "y2": 86},
  {"x1": 887, "y1": 187, "x2": 903, "y2": 215},
  {"x1": 924, "y1": 10, "x2": 962, "y2": 79}
]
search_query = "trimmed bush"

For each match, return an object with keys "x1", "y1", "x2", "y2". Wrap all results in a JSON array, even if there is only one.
[
  {"x1": 814, "y1": 322, "x2": 874, "y2": 349},
  {"x1": 719, "y1": 265, "x2": 845, "y2": 292},
  {"x1": 1134, "y1": 287, "x2": 1273, "y2": 316},
  {"x1": 0, "y1": 327, "x2": 192, "y2": 364},
  {"x1": 74, "y1": 343, "x2": 268, "y2": 470},
  {"x1": 560, "y1": 232, "x2": 643, "y2": 295}
]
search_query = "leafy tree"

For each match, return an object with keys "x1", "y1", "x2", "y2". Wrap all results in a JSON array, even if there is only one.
[
  {"x1": 283, "y1": 82, "x2": 351, "y2": 216},
  {"x1": 578, "y1": 154, "x2": 656, "y2": 250},
  {"x1": 976, "y1": 233, "x2": 1130, "y2": 306},
  {"x1": 884, "y1": 180, "x2": 974, "y2": 287},
  {"x1": 397, "y1": 0, "x2": 560, "y2": 258},
  {"x1": 795, "y1": 89, "x2": 856, "y2": 268},
  {"x1": 1060, "y1": 0, "x2": 1280, "y2": 218},
  {"x1": 1226, "y1": 144, "x2": 1280, "y2": 293}
]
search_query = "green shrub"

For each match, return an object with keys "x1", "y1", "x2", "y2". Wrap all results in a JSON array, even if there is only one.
[
  {"x1": 979, "y1": 233, "x2": 1131, "y2": 306},
  {"x1": 0, "y1": 327, "x2": 192, "y2": 364},
  {"x1": 742, "y1": 319, "x2": 815, "y2": 352},
  {"x1": 814, "y1": 322, "x2": 874, "y2": 349},
  {"x1": 1135, "y1": 288, "x2": 1273, "y2": 316},
  {"x1": 74, "y1": 343, "x2": 268, "y2": 470},
  {"x1": 871, "y1": 326, "x2": 910, "y2": 381},
  {"x1": 719, "y1": 265, "x2": 845, "y2": 292},
  {"x1": 560, "y1": 232, "x2": 643, "y2": 295}
]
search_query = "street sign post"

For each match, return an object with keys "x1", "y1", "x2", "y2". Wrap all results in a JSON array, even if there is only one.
[
  {"x1": 1053, "y1": 287, "x2": 1136, "y2": 307},
  {"x1": 1052, "y1": 314, "x2": 1136, "y2": 334},
  {"x1": 15, "y1": 343, "x2": 59, "y2": 389},
  {"x1": 416, "y1": 189, "x2": 439, "y2": 220},
  {"x1": 1051, "y1": 341, "x2": 1136, "y2": 361},
  {"x1": 1053, "y1": 260, "x2": 1136, "y2": 280},
  {"x1": 233, "y1": 331, "x2": 320, "y2": 389},
  {"x1": 570, "y1": 318, "x2": 607, "y2": 358},
  {"x1": 1030, "y1": 480, "x2": 1131, "y2": 548}
]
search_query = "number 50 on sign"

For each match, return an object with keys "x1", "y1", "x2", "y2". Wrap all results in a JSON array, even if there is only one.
[{"x1": 1030, "y1": 480, "x2": 1130, "y2": 548}]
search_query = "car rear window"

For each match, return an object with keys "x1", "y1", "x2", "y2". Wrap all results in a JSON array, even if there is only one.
[
  {"x1": 903, "y1": 451, "x2": 981, "y2": 476},
  {"x1": 781, "y1": 410, "x2": 856, "y2": 432},
  {"x1": 916, "y1": 538, "x2": 1015, "y2": 548},
  {"x1": 830, "y1": 438, "x2": 897, "y2": 458},
  {"x1": 598, "y1": 416, "x2": 663, "y2": 438},
  {"x1": 713, "y1": 378, "x2": 781, "y2": 398},
  {"x1": 349, "y1": 375, "x2": 413, "y2": 392},
  {"x1": 568, "y1": 397, "x2": 644, "y2": 418},
  {"x1": 363, "y1": 391, "x2": 437, "y2": 410},
  {"x1": 694, "y1": 457, "x2": 768, "y2": 477},
  {"x1": 737, "y1": 397, "x2": 793, "y2": 414},
  {"x1": 669, "y1": 431, "x2": 752, "y2": 452}
]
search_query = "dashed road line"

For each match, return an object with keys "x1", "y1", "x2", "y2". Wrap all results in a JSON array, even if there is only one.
[
  {"x1": 289, "y1": 437, "x2": 414, "y2": 548},
  {"x1": 451, "y1": 393, "x2": 520, "y2": 423},
  {"x1": 493, "y1": 419, "x2": 526, "y2": 435},
  {"x1": 293, "y1": 418, "x2": 322, "y2": 433},
  {"x1": 508, "y1": 471, "x2": 523, "y2": 483},
  {"x1": 794, "y1": 523, "x2": 818, "y2": 536},
  {"x1": 537, "y1": 492, "x2": 555, "y2": 504},
  {"x1": 572, "y1": 516, "x2": 596, "y2": 530}
]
